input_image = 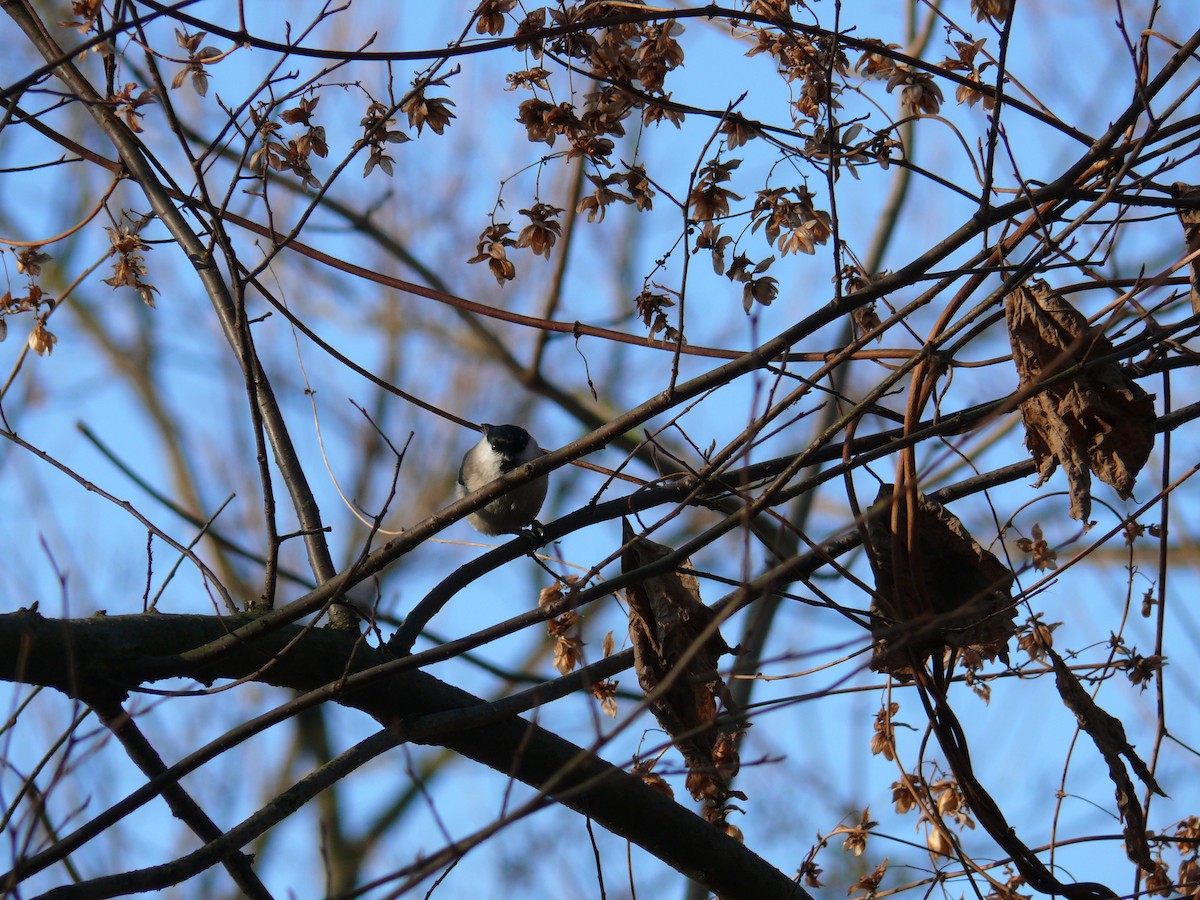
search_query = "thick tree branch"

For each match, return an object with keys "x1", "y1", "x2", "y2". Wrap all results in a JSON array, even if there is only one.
[{"x1": 0, "y1": 611, "x2": 810, "y2": 900}]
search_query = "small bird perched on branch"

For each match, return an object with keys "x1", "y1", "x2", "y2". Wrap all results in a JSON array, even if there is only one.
[{"x1": 456, "y1": 423, "x2": 548, "y2": 536}]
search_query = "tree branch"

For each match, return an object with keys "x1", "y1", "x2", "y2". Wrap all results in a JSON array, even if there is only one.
[{"x1": 0, "y1": 610, "x2": 811, "y2": 900}]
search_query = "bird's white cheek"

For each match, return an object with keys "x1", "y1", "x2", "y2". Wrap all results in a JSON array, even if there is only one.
[{"x1": 482, "y1": 456, "x2": 508, "y2": 482}]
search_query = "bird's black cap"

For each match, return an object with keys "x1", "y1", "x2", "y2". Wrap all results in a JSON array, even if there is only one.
[{"x1": 482, "y1": 423, "x2": 531, "y2": 455}]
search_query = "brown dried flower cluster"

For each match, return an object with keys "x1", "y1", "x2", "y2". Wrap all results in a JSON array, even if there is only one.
[
  {"x1": 841, "y1": 264, "x2": 884, "y2": 339},
  {"x1": 1015, "y1": 523, "x2": 1057, "y2": 572},
  {"x1": 466, "y1": 204, "x2": 565, "y2": 284},
  {"x1": 280, "y1": 96, "x2": 328, "y2": 157},
  {"x1": 103, "y1": 225, "x2": 159, "y2": 307},
  {"x1": 631, "y1": 755, "x2": 673, "y2": 800},
  {"x1": 548, "y1": 612, "x2": 584, "y2": 675},
  {"x1": 473, "y1": 0, "x2": 516, "y2": 36},
  {"x1": 27, "y1": 316, "x2": 57, "y2": 356},
  {"x1": 110, "y1": 82, "x2": 154, "y2": 133},
  {"x1": 633, "y1": 21, "x2": 685, "y2": 93},
  {"x1": 506, "y1": 3, "x2": 689, "y2": 161},
  {"x1": 694, "y1": 223, "x2": 733, "y2": 275},
  {"x1": 941, "y1": 37, "x2": 996, "y2": 110},
  {"x1": 1016, "y1": 614, "x2": 1060, "y2": 662},
  {"x1": 359, "y1": 101, "x2": 410, "y2": 178},
  {"x1": 401, "y1": 83, "x2": 456, "y2": 137},
  {"x1": 1121, "y1": 650, "x2": 1165, "y2": 690},
  {"x1": 750, "y1": 185, "x2": 832, "y2": 256},
  {"x1": 1172, "y1": 817, "x2": 1200, "y2": 897},
  {"x1": 849, "y1": 858, "x2": 888, "y2": 897},
  {"x1": 719, "y1": 113, "x2": 760, "y2": 149},
  {"x1": 515, "y1": 203, "x2": 564, "y2": 258},
  {"x1": 590, "y1": 679, "x2": 618, "y2": 717},
  {"x1": 61, "y1": 0, "x2": 102, "y2": 34},
  {"x1": 468, "y1": 223, "x2": 518, "y2": 284},
  {"x1": 539, "y1": 577, "x2": 597, "y2": 679},
  {"x1": 868, "y1": 702, "x2": 899, "y2": 761},
  {"x1": 971, "y1": 0, "x2": 1013, "y2": 21},
  {"x1": 688, "y1": 158, "x2": 743, "y2": 222},
  {"x1": 746, "y1": 30, "x2": 848, "y2": 122},
  {"x1": 886, "y1": 66, "x2": 944, "y2": 116},
  {"x1": 856, "y1": 39, "x2": 902, "y2": 80},
  {"x1": 250, "y1": 98, "x2": 330, "y2": 189},
  {"x1": 576, "y1": 172, "x2": 627, "y2": 223},
  {"x1": 2, "y1": 249, "x2": 57, "y2": 351},
  {"x1": 171, "y1": 28, "x2": 223, "y2": 96},
  {"x1": 829, "y1": 807, "x2": 877, "y2": 857},
  {"x1": 634, "y1": 288, "x2": 680, "y2": 343},
  {"x1": 14, "y1": 248, "x2": 49, "y2": 277}
]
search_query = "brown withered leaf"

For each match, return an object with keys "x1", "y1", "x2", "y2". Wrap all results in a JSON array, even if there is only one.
[
  {"x1": 867, "y1": 485, "x2": 1016, "y2": 681},
  {"x1": 848, "y1": 857, "x2": 888, "y2": 895},
  {"x1": 621, "y1": 519, "x2": 745, "y2": 811},
  {"x1": 1047, "y1": 647, "x2": 1165, "y2": 870},
  {"x1": 1005, "y1": 281, "x2": 1156, "y2": 521},
  {"x1": 1171, "y1": 182, "x2": 1200, "y2": 314},
  {"x1": 632, "y1": 756, "x2": 675, "y2": 800}
]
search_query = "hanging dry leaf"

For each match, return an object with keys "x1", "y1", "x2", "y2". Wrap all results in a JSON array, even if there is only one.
[
  {"x1": 869, "y1": 702, "x2": 899, "y2": 760},
  {"x1": 1005, "y1": 281, "x2": 1156, "y2": 521},
  {"x1": 1170, "y1": 182, "x2": 1200, "y2": 314},
  {"x1": 591, "y1": 679, "x2": 618, "y2": 717},
  {"x1": 848, "y1": 856, "x2": 888, "y2": 895},
  {"x1": 552, "y1": 633, "x2": 584, "y2": 675},
  {"x1": 1047, "y1": 647, "x2": 1165, "y2": 870},
  {"x1": 830, "y1": 807, "x2": 877, "y2": 856},
  {"x1": 547, "y1": 609, "x2": 583, "y2": 674},
  {"x1": 621, "y1": 519, "x2": 746, "y2": 816},
  {"x1": 631, "y1": 756, "x2": 675, "y2": 800},
  {"x1": 867, "y1": 485, "x2": 1016, "y2": 681}
]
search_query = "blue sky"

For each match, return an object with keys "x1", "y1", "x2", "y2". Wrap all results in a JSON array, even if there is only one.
[{"x1": 2, "y1": 1, "x2": 1199, "y2": 897}]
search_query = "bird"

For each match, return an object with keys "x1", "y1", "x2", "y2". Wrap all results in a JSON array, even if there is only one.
[{"x1": 456, "y1": 423, "x2": 548, "y2": 536}]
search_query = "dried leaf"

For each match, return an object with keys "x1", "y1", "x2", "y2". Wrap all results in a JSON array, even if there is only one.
[
  {"x1": 867, "y1": 485, "x2": 1017, "y2": 680},
  {"x1": 27, "y1": 318, "x2": 57, "y2": 356},
  {"x1": 553, "y1": 633, "x2": 583, "y2": 674},
  {"x1": 1048, "y1": 646, "x2": 1165, "y2": 870},
  {"x1": 631, "y1": 755, "x2": 675, "y2": 799},
  {"x1": 1015, "y1": 523, "x2": 1057, "y2": 571},
  {"x1": 639, "y1": 770, "x2": 675, "y2": 799},
  {"x1": 591, "y1": 679, "x2": 618, "y2": 717},
  {"x1": 538, "y1": 583, "x2": 562, "y2": 609},
  {"x1": 1017, "y1": 614, "x2": 1060, "y2": 663},
  {"x1": 830, "y1": 807, "x2": 876, "y2": 857},
  {"x1": 927, "y1": 822, "x2": 953, "y2": 857},
  {"x1": 539, "y1": 576, "x2": 580, "y2": 611},
  {"x1": 848, "y1": 856, "x2": 887, "y2": 895},
  {"x1": 1005, "y1": 281, "x2": 1156, "y2": 521},
  {"x1": 869, "y1": 702, "x2": 900, "y2": 760},
  {"x1": 621, "y1": 519, "x2": 745, "y2": 808},
  {"x1": 1171, "y1": 182, "x2": 1200, "y2": 314}
]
